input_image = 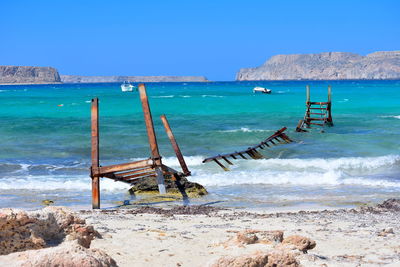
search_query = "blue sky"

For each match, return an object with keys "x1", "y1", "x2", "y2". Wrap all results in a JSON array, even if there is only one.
[{"x1": 1, "y1": 0, "x2": 399, "y2": 80}]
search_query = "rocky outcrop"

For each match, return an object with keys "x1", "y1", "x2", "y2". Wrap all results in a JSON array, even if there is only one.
[
  {"x1": 0, "y1": 207, "x2": 116, "y2": 266},
  {"x1": 236, "y1": 51, "x2": 400, "y2": 80},
  {"x1": 211, "y1": 251, "x2": 299, "y2": 267},
  {"x1": 0, "y1": 242, "x2": 117, "y2": 267},
  {"x1": 130, "y1": 175, "x2": 208, "y2": 198},
  {"x1": 0, "y1": 66, "x2": 61, "y2": 84},
  {"x1": 61, "y1": 75, "x2": 209, "y2": 83},
  {"x1": 281, "y1": 235, "x2": 316, "y2": 253},
  {"x1": 0, "y1": 206, "x2": 100, "y2": 255}
]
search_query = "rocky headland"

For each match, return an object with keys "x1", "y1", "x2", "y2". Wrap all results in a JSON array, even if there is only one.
[
  {"x1": 0, "y1": 66, "x2": 61, "y2": 84},
  {"x1": 61, "y1": 75, "x2": 209, "y2": 83},
  {"x1": 236, "y1": 50, "x2": 400, "y2": 81}
]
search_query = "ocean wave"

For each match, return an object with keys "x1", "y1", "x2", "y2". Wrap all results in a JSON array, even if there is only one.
[
  {"x1": 380, "y1": 115, "x2": 400, "y2": 119},
  {"x1": 190, "y1": 155, "x2": 400, "y2": 187},
  {"x1": 1, "y1": 155, "x2": 399, "y2": 190},
  {"x1": 218, "y1": 127, "x2": 273, "y2": 133},
  {"x1": 201, "y1": 95, "x2": 225, "y2": 98},
  {"x1": 151, "y1": 95, "x2": 174, "y2": 98},
  {"x1": 0, "y1": 175, "x2": 130, "y2": 191}
]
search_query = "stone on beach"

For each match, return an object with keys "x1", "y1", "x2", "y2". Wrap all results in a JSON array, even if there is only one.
[
  {"x1": 211, "y1": 251, "x2": 299, "y2": 267},
  {"x1": 281, "y1": 235, "x2": 316, "y2": 253},
  {"x1": 130, "y1": 175, "x2": 208, "y2": 198},
  {"x1": 0, "y1": 242, "x2": 117, "y2": 267},
  {"x1": 231, "y1": 230, "x2": 284, "y2": 246},
  {"x1": 0, "y1": 206, "x2": 116, "y2": 267},
  {"x1": 0, "y1": 206, "x2": 99, "y2": 255}
]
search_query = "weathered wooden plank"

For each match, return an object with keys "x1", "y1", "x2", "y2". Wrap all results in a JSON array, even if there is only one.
[
  {"x1": 222, "y1": 156, "x2": 233, "y2": 165},
  {"x1": 160, "y1": 114, "x2": 191, "y2": 176},
  {"x1": 138, "y1": 84, "x2": 166, "y2": 194},
  {"x1": 91, "y1": 98, "x2": 100, "y2": 209},
  {"x1": 96, "y1": 159, "x2": 153, "y2": 176},
  {"x1": 213, "y1": 159, "x2": 229, "y2": 171}
]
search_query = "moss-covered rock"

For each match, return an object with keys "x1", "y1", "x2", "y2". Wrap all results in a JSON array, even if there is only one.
[{"x1": 129, "y1": 175, "x2": 207, "y2": 198}]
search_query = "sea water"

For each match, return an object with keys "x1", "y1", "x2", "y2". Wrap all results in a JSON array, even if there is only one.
[{"x1": 0, "y1": 81, "x2": 399, "y2": 210}]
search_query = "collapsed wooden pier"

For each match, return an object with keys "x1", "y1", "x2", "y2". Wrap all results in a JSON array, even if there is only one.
[
  {"x1": 296, "y1": 85, "x2": 333, "y2": 132},
  {"x1": 90, "y1": 84, "x2": 190, "y2": 209},
  {"x1": 202, "y1": 127, "x2": 293, "y2": 171}
]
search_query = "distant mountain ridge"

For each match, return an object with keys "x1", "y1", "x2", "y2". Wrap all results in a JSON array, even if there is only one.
[
  {"x1": 60, "y1": 75, "x2": 209, "y2": 83},
  {"x1": 0, "y1": 66, "x2": 208, "y2": 84},
  {"x1": 0, "y1": 66, "x2": 61, "y2": 84},
  {"x1": 236, "y1": 51, "x2": 400, "y2": 81}
]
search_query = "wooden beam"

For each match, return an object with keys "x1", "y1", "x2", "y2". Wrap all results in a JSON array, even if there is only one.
[
  {"x1": 138, "y1": 84, "x2": 166, "y2": 194},
  {"x1": 160, "y1": 114, "x2": 191, "y2": 176},
  {"x1": 306, "y1": 85, "x2": 310, "y2": 104},
  {"x1": 213, "y1": 159, "x2": 229, "y2": 171},
  {"x1": 91, "y1": 98, "x2": 100, "y2": 209},
  {"x1": 96, "y1": 159, "x2": 153, "y2": 176}
]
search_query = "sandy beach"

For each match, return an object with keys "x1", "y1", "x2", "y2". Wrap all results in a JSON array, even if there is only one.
[{"x1": 76, "y1": 200, "x2": 400, "y2": 266}]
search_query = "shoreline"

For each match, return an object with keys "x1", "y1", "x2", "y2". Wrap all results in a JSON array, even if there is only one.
[{"x1": 1, "y1": 199, "x2": 399, "y2": 266}]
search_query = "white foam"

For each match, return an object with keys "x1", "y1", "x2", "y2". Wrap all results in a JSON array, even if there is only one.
[
  {"x1": 219, "y1": 127, "x2": 273, "y2": 133},
  {"x1": 201, "y1": 95, "x2": 224, "y2": 98},
  {"x1": 0, "y1": 175, "x2": 130, "y2": 191},
  {"x1": 151, "y1": 95, "x2": 174, "y2": 98},
  {"x1": 190, "y1": 155, "x2": 400, "y2": 187},
  {"x1": 381, "y1": 115, "x2": 400, "y2": 119}
]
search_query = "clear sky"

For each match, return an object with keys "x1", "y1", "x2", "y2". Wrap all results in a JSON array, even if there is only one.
[{"x1": 1, "y1": 0, "x2": 399, "y2": 81}]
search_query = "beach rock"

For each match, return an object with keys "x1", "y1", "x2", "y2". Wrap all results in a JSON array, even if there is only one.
[
  {"x1": 234, "y1": 230, "x2": 284, "y2": 245},
  {"x1": 0, "y1": 65, "x2": 61, "y2": 84},
  {"x1": 267, "y1": 250, "x2": 300, "y2": 267},
  {"x1": 0, "y1": 242, "x2": 117, "y2": 267},
  {"x1": 236, "y1": 51, "x2": 400, "y2": 80},
  {"x1": 282, "y1": 235, "x2": 316, "y2": 253},
  {"x1": 377, "y1": 199, "x2": 400, "y2": 211},
  {"x1": 130, "y1": 175, "x2": 208, "y2": 198},
  {"x1": 0, "y1": 206, "x2": 100, "y2": 255},
  {"x1": 211, "y1": 251, "x2": 299, "y2": 267}
]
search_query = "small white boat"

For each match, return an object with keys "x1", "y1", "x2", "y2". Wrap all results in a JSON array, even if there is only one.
[
  {"x1": 121, "y1": 81, "x2": 134, "y2": 92},
  {"x1": 253, "y1": 87, "x2": 272, "y2": 94}
]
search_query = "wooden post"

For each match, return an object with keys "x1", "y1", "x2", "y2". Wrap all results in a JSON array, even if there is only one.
[
  {"x1": 138, "y1": 84, "x2": 166, "y2": 194},
  {"x1": 306, "y1": 85, "x2": 310, "y2": 104},
  {"x1": 160, "y1": 115, "x2": 191, "y2": 176},
  {"x1": 91, "y1": 98, "x2": 100, "y2": 209},
  {"x1": 327, "y1": 85, "x2": 333, "y2": 125}
]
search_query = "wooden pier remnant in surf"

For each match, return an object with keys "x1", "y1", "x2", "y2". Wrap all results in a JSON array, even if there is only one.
[
  {"x1": 296, "y1": 85, "x2": 333, "y2": 132},
  {"x1": 202, "y1": 127, "x2": 293, "y2": 171},
  {"x1": 90, "y1": 84, "x2": 190, "y2": 209}
]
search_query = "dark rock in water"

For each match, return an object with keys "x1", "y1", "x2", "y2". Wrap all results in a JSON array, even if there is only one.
[
  {"x1": 377, "y1": 199, "x2": 400, "y2": 211},
  {"x1": 130, "y1": 176, "x2": 207, "y2": 198}
]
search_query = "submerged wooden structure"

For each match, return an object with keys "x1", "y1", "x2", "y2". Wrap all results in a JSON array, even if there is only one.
[
  {"x1": 296, "y1": 85, "x2": 333, "y2": 132},
  {"x1": 202, "y1": 127, "x2": 293, "y2": 171},
  {"x1": 90, "y1": 84, "x2": 190, "y2": 209}
]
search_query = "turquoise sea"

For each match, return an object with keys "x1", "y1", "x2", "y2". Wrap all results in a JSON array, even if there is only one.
[{"x1": 0, "y1": 81, "x2": 399, "y2": 210}]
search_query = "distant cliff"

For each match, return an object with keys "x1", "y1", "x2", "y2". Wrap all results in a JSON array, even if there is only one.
[
  {"x1": 236, "y1": 51, "x2": 400, "y2": 80},
  {"x1": 0, "y1": 66, "x2": 61, "y2": 84},
  {"x1": 61, "y1": 75, "x2": 209, "y2": 83}
]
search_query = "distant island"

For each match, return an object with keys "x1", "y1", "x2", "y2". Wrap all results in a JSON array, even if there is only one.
[
  {"x1": 60, "y1": 75, "x2": 209, "y2": 83},
  {"x1": 0, "y1": 66, "x2": 208, "y2": 84},
  {"x1": 236, "y1": 51, "x2": 400, "y2": 81},
  {"x1": 0, "y1": 66, "x2": 61, "y2": 84}
]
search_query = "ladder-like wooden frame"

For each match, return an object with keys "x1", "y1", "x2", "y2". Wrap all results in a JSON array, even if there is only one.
[
  {"x1": 296, "y1": 85, "x2": 333, "y2": 132},
  {"x1": 90, "y1": 84, "x2": 190, "y2": 209}
]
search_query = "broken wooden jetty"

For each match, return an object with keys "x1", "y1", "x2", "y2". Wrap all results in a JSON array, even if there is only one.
[
  {"x1": 202, "y1": 127, "x2": 293, "y2": 171},
  {"x1": 296, "y1": 85, "x2": 333, "y2": 132},
  {"x1": 90, "y1": 84, "x2": 190, "y2": 209}
]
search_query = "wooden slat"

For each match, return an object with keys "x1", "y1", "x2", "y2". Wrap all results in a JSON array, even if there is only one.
[
  {"x1": 160, "y1": 115, "x2": 191, "y2": 176},
  {"x1": 96, "y1": 159, "x2": 153, "y2": 176}
]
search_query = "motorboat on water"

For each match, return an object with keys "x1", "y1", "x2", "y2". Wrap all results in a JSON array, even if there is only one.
[
  {"x1": 253, "y1": 87, "x2": 272, "y2": 94},
  {"x1": 121, "y1": 81, "x2": 135, "y2": 92}
]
